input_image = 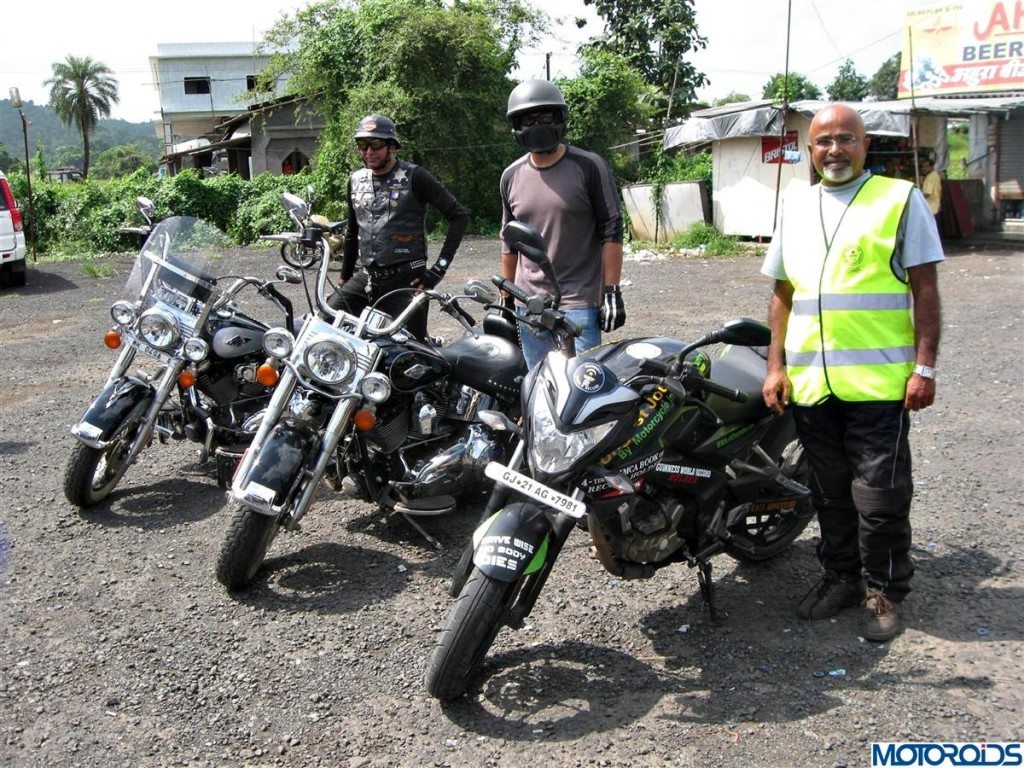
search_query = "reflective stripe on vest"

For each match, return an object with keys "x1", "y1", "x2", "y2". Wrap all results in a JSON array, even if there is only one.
[{"x1": 781, "y1": 175, "x2": 915, "y2": 404}]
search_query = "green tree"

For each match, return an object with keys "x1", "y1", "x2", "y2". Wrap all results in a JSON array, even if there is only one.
[
  {"x1": 582, "y1": 0, "x2": 707, "y2": 122},
  {"x1": 712, "y1": 91, "x2": 752, "y2": 106},
  {"x1": 762, "y1": 72, "x2": 821, "y2": 103},
  {"x1": 263, "y1": 0, "x2": 543, "y2": 228},
  {"x1": 868, "y1": 53, "x2": 901, "y2": 100},
  {"x1": 34, "y1": 144, "x2": 48, "y2": 181},
  {"x1": 44, "y1": 55, "x2": 119, "y2": 179},
  {"x1": 0, "y1": 142, "x2": 17, "y2": 174},
  {"x1": 558, "y1": 49, "x2": 654, "y2": 162},
  {"x1": 91, "y1": 144, "x2": 157, "y2": 179},
  {"x1": 827, "y1": 59, "x2": 869, "y2": 101}
]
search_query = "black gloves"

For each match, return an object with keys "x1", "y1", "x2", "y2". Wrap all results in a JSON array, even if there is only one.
[
  {"x1": 418, "y1": 264, "x2": 446, "y2": 289},
  {"x1": 600, "y1": 284, "x2": 626, "y2": 332}
]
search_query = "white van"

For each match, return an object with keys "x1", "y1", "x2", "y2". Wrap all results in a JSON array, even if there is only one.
[{"x1": 0, "y1": 170, "x2": 28, "y2": 287}]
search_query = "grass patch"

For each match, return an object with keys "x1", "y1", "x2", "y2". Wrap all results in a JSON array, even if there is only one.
[
  {"x1": 634, "y1": 222, "x2": 746, "y2": 257},
  {"x1": 79, "y1": 262, "x2": 114, "y2": 279}
]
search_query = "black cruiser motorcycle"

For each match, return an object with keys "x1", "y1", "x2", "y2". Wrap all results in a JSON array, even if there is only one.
[
  {"x1": 215, "y1": 218, "x2": 540, "y2": 590},
  {"x1": 65, "y1": 201, "x2": 299, "y2": 508},
  {"x1": 424, "y1": 227, "x2": 813, "y2": 701}
]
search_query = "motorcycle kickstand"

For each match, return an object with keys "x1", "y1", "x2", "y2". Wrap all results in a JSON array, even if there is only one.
[
  {"x1": 696, "y1": 560, "x2": 726, "y2": 621},
  {"x1": 398, "y1": 512, "x2": 442, "y2": 550}
]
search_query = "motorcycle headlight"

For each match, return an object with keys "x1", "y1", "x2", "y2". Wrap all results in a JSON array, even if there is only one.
[
  {"x1": 138, "y1": 308, "x2": 179, "y2": 349},
  {"x1": 304, "y1": 338, "x2": 355, "y2": 385},
  {"x1": 359, "y1": 372, "x2": 391, "y2": 403},
  {"x1": 110, "y1": 300, "x2": 136, "y2": 326},
  {"x1": 263, "y1": 329, "x2": 294, "y2": 359},
  {"x1": 528, "y1": 389, "x2": 616, "y2": 476},
  {"x1": 183, "y1": 337, "x2": 209, "y2": 362}
]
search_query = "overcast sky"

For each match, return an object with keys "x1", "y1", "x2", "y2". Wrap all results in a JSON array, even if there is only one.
[{"x1": 2, "y1": 0, "x2": 907, "y2": 124}]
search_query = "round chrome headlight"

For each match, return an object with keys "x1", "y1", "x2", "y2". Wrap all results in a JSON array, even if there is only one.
[
  {"x1": 359, "y1": 373, "x2": 391, "y2": 403},
  {"x1": 138, "y1": 308, "x2": 179, "y2": 349},
  {"x1": 304, "y1": 338, "x2": 355, "y2": 385},
  {"x1": 183, "y1": 337, "x2": 209, "y2": 362},
  {"x1": 110, "y1": 301, "x2": 136, "y2": 326},
  {"x1": 263, "y1": 329, "x2": 294, "y2": 359}
]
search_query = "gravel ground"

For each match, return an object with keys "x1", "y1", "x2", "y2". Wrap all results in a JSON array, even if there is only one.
[{"x1": 1, "y1": 237, "x2": 1021, "y2": 767}]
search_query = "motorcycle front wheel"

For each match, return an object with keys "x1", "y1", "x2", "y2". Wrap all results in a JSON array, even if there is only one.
[
  {"x1": 63, "y1": 421, "x2": 140, "y2": 507},
  {"x1": 280, "y1": 241, "x2": 320, "y2": 270},
  {"x1": 725, "y1": 440, "x2": 813, "y2": 563},
  {"x1": 424, "y1": 567, "x2": 518, "y2": 701},
  {"x1": 216, "y1": 504, "x2": 283, "y2": 590}
]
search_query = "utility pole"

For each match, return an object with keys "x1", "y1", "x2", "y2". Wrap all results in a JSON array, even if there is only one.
[
  {"x1": 8, "y1": 87, "x2": 35, "y2": 260},
  {"x1": 546, "y1": 52, "x2": 551, "y2": 80}
]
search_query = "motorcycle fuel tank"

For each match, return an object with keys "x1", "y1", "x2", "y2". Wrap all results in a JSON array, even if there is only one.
[
  {"x1": 385, "y1": 339, "x2": 452, "y2": 393},
  {"x1": 210, "y1": 314, "x2": 267, "y2": 359}
]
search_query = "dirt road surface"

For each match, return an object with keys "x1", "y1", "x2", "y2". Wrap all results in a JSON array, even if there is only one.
[{"x1": 1, "y1": 238, "x2": 1021, "y2": 767}]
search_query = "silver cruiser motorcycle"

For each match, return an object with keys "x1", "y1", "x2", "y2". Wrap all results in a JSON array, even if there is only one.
[
  {"x1": 65, "y1": 201, "x2": 299, "y2": 508},
  {"x1": 216, "y1": 217, "x2": 533, "y2": 590},
  {"x1": 424, "y1": 225, "x2": 813, "y2": 701}
]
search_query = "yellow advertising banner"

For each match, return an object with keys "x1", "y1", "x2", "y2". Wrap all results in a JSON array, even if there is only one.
[{"x1": 900, "y1": 1, "x2": 1024, "y2": 96}]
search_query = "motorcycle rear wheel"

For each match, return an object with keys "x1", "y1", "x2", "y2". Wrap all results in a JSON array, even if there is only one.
[
  {"x1": 725, "y1": 441, "x2": 813, "y2": 563},
  {"x1": 280, "y1": 241, "x2": 320, "y2": 269},
  {"x1": 63, "y1": 422, "x2": 139, "y2": 507},
  {"x1": 215, "y1": 504, "x2": 282, "y2": 590},
  {"x1": 424, "y1": 567, "x2": 517, "y2": 701}
]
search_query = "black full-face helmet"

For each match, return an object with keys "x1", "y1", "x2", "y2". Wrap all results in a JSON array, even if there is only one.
[
  {"x1": 506, "y1": 80, "x2": 568, "y2": 154},
  {"x1": 354, "y1": 115, "x2": 402, "y2": 148}
]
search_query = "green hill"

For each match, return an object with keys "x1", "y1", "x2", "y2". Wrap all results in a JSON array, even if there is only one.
[{"x1": 0, "y1": 98, "x2": 161, "y2": 170}]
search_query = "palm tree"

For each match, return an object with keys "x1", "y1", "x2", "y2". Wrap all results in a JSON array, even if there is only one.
[{"x1": 45, "y1": 55, "x2": 119, "y2": 179}]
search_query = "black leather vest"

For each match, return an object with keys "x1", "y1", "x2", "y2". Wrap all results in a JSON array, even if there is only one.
[{"x1": 350, "y1": 160, "x2": 427, "y2": 269}]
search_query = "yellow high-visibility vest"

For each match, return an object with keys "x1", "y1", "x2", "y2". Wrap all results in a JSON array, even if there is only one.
[{"x1": 781, "y1": 175, "x2": 916, "y2": 404}]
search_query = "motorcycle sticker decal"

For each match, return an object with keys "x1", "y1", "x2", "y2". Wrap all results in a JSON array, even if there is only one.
[
  {"x1": 655, "y1": 462, "x2": 712, "y2": 485},
  {"x1": 599, "y1": 385, "x2": 673, "y2": 465},
  {"x1": 572, "y1": 362, "x2": 605, "y2": 393},
  {"x1": 476, "y1": 533, "x2": 535, "y2": 572},
  {"x1": 581, "y1": 451, "x2": 664, "y2": 493},
  {"x1": 624, "y1": 342, "x2": 662, "y2": 360}
]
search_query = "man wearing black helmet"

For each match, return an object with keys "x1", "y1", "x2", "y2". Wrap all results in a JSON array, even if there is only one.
[
  {"x1": 499, "y1": 80, "x2": 625, "y2": 368},
  {"x1": 329, "y1": 115, "x2": 469, "y2": 339}
]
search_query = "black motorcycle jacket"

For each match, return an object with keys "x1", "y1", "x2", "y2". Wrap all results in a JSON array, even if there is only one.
[{"x1": 341, "y1": 159, "x2": 469, "y2": 280}]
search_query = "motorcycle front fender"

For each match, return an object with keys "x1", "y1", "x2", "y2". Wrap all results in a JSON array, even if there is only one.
[
  {"x1": 470, "y1": 502, "x2": 553, "y2": 583},
  {"x1": 232, "y1": 422, "x2": 319, "y2": 514},
  {"x1": 71, "y1": 376, "x2": 154, "y2": 448}
]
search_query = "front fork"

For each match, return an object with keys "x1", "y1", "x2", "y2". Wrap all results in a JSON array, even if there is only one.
[
  {"x1": 122, "y1": 360, "x2": 186, "y2": 467},
  {"x1": 232, "y1": 367, "x2": 359, "y2": 528}
]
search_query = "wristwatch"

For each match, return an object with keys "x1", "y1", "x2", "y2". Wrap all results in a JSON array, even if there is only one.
[{"x1": 913, "y1": 364, "x2": 937, "y2": 380}]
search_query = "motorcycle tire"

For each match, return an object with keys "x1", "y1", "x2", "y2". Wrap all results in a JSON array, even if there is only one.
[
  {"x1": 63, "y1": 421, "x2": 139, "y2": 507},
  {"x1": 725, "y1": 441, "x2": 814, "y2": 563},
  {"x1": 215, "y1": 504, "x2": 282, "y2": 590},
  {"x1": 424, "y1": 567, "x2": 517, "y2": 701},
  {"x1": 280, "y1": 241, "x2": 320, "y2": 270}
]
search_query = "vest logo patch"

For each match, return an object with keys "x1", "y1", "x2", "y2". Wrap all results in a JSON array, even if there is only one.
[
  {"x1": 841, "y1": 244, "x2": 864, "y2": 272},
  {"x1": 390, "y1": 233, "x2": 414, "y2": 243}
]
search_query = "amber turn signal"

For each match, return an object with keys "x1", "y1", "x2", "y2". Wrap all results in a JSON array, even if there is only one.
[
  {"x1": 178, "y1": 370, "x2": 197, "y2": 388},
  {"x1": 104, "y1": 331, "x2": 122, "y2": 349},
  {"x1": 353, "y1": 410, "x2": 377, "y2": 431},
  {"x1": 256, "y1": 364, "x2": 279, "y2": 387}
]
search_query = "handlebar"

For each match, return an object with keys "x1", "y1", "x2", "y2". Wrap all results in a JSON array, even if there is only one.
[
  {"x1": 641, "y1": 358, "x2": 748, "y2": 404},
  {"x1": 490, "y1": 275, "x2": 582, "y2": 341}
]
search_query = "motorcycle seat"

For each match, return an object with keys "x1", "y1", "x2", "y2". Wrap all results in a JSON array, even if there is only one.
[{"x1": 436, "y1": 334, "x2": 525, "y2": 400}]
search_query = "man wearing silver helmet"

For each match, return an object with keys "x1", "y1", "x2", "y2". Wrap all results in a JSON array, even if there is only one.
[
  {"x1": 329, "y1": 114, "x2": 469, "y2": 339},
  {"x1": 499, "y1": 81, "x2": 625, "y2": 368}
]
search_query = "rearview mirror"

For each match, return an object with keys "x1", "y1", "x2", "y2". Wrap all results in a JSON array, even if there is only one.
[
  {"x1": 464, "y1": 279, "x2": 498, "y2": 305},
  {"x1": 276, "y1": 266, "x2": 302, "y2": 285},
  {"x1": 502, "y1": 220, "x2": 561, "y2": 307},
  {"x1": 281, "y1": 192, "x2": 309, "y2": 219},
  {"x1": 137, "y1": 196, "x2": 156, "y2": 222},
  {"x1": 713, "y1": 318, "x2": 772, "y2": 348}
]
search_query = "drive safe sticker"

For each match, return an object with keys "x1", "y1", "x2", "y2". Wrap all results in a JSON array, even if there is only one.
[{"x1": 476, "y1": 534, "x2": 535, "y2": 572}]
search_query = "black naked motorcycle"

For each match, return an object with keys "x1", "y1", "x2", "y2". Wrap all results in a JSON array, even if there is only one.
[
  {"x1": 215, "y1": 219, "x2": 546, "y2": 590},
  {"x1": 424, "y1": 225, "x2": 814, "y2": 701},
  {"x1": 65, "y1": 201, "x2": 300, "y2": 508}
]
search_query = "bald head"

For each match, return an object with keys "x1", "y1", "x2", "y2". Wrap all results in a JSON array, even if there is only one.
[{"x1": 808, "y1": 104, "x2": 870, "y2": 186}]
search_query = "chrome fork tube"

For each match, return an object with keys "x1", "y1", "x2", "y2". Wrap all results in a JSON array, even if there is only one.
[
  {"x1": 104, "y1": 345, "x2": 138, "y2": 388},
  {"x1": 287, "y1": 398, "x2": 359, "y2": 526},
  {"x1": 124, "y1": 361, "x2": 184, "y2": 464},
  {"x1": 232, "y1": 368, "x2": 297, "y2": 486}
]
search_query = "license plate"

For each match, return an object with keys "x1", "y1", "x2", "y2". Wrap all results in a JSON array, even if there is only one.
[{"x1": 485, "y1": 462, "x2": 586, "y2": 518}]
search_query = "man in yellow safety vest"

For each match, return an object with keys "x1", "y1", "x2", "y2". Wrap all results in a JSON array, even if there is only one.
[{"x1": 761, "y1": 104, "x2": 944, "y2": 642}]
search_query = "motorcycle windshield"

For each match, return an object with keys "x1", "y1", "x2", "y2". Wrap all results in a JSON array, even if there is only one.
[{"x1": 125, "y1": 216, "x2": 233, "y2": 306}]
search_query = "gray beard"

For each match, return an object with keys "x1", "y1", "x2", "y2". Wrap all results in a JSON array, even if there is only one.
[{"x1": 821, "y1": 166, "x2": 855, "y2": 184}]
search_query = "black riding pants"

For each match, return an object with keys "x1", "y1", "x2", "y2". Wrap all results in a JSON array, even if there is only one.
[
  {"x1": 327, "y1": 266, "x2": 428, "y2": 340},
  {"x1": 793, "y1": 398, "x2": 915, "y2": 601}
]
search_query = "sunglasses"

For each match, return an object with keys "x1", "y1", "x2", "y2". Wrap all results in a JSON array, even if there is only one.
[
  {"x1": 520, "y1": 112, "x2": 556, "y2": 128},
  {"x1": 356, "y1": 138, "x2": 388, "y2": 151}
]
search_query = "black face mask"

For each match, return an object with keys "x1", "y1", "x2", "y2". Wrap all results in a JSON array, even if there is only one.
[{"x1": 513, "y1": 122, "x2": 566, "y2": 154}]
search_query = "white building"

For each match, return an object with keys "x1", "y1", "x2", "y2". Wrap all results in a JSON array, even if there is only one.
[{"x1": 150, "y1": 42, "x2": 288, "y2": 155}]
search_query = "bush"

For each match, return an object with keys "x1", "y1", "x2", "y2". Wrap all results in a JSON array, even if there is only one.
[{"x1": 669, "y1": 222, "x2": 744, "y2": 256}]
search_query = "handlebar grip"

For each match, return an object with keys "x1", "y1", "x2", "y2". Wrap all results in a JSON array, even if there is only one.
[
  {"x1": 491, "y1": 275, "x2": 531, "y2": 304},
  {"x1": 701, "y1": 378, "x2": 748, "y2": 403}
]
